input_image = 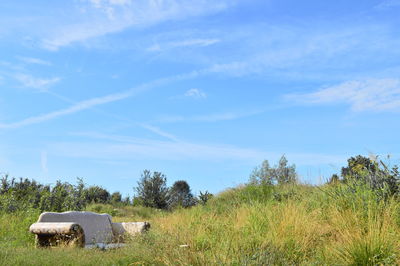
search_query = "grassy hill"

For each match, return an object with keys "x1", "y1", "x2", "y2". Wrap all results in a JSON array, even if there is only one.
[{"x1": 1, "y1": 181, "x2": 400, "y2": 265}]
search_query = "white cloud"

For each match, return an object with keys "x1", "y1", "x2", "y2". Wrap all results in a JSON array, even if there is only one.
[
  {"x1": 89, "y1": 0, "x2": 132, "y2": 8},
  {"x1": 17, "y1": 56, "x2": 52, "y2": 66},
  {"x1": 184, "y1": 88, "x2": 207, "y2": 99},
  {"x1": 144, "y1": 23, "x2": 400, "y2": 81},
  {"x1": 139, "y1": 124, "x2": 180, "y2": 142},
  {"x1": 87, "y1": 0, "x2": 132, "y2": 19},
  {"x1": 285, "y1": 79, "x2": 400, "y2": 112},
  {"x1": 14, "y1": 74, "x2": 60, "y2": 91},
  {"x1": 192, "y1": 110, "x2": 263, "y2": 122},
  {"x1": 52, "y1": 131, "x2": 348, "y2": 165},
  {"x1": 147, "y1": 38, "x2": 220, "y2": 52},
  {"x1": 156, "y1": 109, "x2": 266, "y2": 123},
  {"x1": 43, "y1": 0, "x2": 233, "y2": 50},
  {"x1": 50, "y1": 137, "x2": 266, "y2": 162},
  {"x1": 375, "y1": 0, "x2": 400, "y2": 9}
]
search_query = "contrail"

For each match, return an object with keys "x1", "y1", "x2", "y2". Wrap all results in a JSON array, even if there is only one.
[{"x1": 0, "y1": 70, "x2": 202, "y2": 129}]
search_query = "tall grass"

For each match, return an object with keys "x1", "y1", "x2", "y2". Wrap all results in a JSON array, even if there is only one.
[{"x1": 2, "y1": 182, "x2": 400, "y2": 265}]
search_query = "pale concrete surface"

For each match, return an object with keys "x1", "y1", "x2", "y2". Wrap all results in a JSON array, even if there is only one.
[
  {"x1": 30, "y1": 211, "x2": 150, "y2": 247},
  {"x1": 37, "y1": 211, "x2": 114, "y2": 245}
]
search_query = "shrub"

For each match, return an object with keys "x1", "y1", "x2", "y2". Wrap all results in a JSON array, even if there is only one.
[
  {"x1": 336, "y1": 155, "x2": 400, "y2": 200},
  {"x1": 198, "y1": 191, "x2": 213, "y2": 205},
  {"x1": 250, "y1": 155, "x2": 297, "y2": 185},
  {"x1": 84, "y1": 186, "x2": 111, "y2": 204},
  {"x1": 168, "y1": 180, "x2": 196, "y2": 209},
  {"x1": 135, "y1": 170, "x2": 169, "y2": 209},
  {"x1": 111, "y1": 192, "x2": 122, "y2": 204}
]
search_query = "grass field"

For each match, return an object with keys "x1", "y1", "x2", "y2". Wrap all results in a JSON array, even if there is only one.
[{"x1": 1, "y1": 182, "x2": 400, "y2": 265}]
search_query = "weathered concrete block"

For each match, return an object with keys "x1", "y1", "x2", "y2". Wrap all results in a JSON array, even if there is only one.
[
  {"x1": 29, "y1": 211, "x2": 151, "y2": 248},
  {"x1": 111, "y1": 222, "x2": 150, "y2": 241},
  {"x1": 29, "y1": 222, "x2": 85, "y2": 247},
  {"x1": 36, "y1": 211, "x2": 114, "y2": 245}
]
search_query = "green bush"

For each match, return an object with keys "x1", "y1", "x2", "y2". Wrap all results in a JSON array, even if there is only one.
[
  {"x1": 0, "y1": 176, "x2": 126, "y2": 213},
  {"x1": 135, "y1": 170, "x2": 169, "y2": 209}
]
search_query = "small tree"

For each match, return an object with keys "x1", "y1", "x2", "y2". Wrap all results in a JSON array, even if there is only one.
[
  {"x1": 275, "y1": 155, "x2": 297, "y2": 184},
  {"x1": 341, "y1": 155, "x2": 378, "y2": 181},
  {"x1": 198, "y1": 190, "x2": 213, "y2": 205},
  {"x1": 168, "y1": 180, "x2": 196, "y2": 209},
  {"x1": 249, "y1": 155, "x2": 297, "y2": 185},
  {"x1": 249, "y1": 160, "x2": 274, "y2": 185},
  {"x1": 111, "y1": 192, "x2": 122, "y2": 204},
  {"x1": 340, "y1": 155, "x2": 400, "y2": 196},
  {"x1": 84, "y1": 186, "x2": 110, "y2": 204},
  {"x1": 135, "y1": 170, "x2": 169, "y2": 209}
]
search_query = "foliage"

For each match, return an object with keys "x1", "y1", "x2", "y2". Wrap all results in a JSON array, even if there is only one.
[
  {"x1": 38, "y1": 180, "x2": 86, "y2": 212},
  {"x1": 330, "y1": 155, "x2": 400, "y2": 199},
  {"x1": 249, "y1": 155, "x2": 297, "y2": 185},
  {"x1": 135, "y1": 170, "x2": 169, "y2": 209},
  {"x1": 84, "y1": 185, "x2": 111, "y2": 204},
  {"x1": 111, "y1": 192, "x2": 122, "y2": 204},
  {"x1": 2, "y1": 154, "x2": 400, "y2": 265},
  {"x1": 168, "y1": 180, "x2": 196, "y2": 209},
  {"x1": 4, "y1": 180, "x2": 400, "y2": 265},
  {"x1": 0, "y1": 176, "x2": 125, "y2": 213},
  {"x1": 198, "y1": 190, "x2": 213, "y2": 205}
]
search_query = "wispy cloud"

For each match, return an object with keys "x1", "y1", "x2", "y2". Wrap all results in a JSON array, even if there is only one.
[
  {"x1": 54, "y1": 132, "x2": 267, "y2": 162},
  {"x1": 184, "y1": 88, "x2": 207, "y2": 99},
  {"x1": 375, "y1": 0, "x2": 400, "y2": 9},
  {"x1": 285, "y1": 79, "x2": 400, "y2": 112},
  {"x1": 169, "y1": 88, "x2": 207, "y2": 100},
  {"x1": 139, "y1": 124, "x2": 180, "y2": 142},
  {"x1": 14, "y1": 74, "x2": 60, "y2": 91},
  {"x1": 147, "y1": 38, "x2": 220, "y2": 52},
  {"x1": 192, "y1": 110, "x2": 263, "y2": 122},
  {"x1": 143, "y1": 23, "x2": 400, "y2": 81},
  {"x1": 43, "y1": 1, "x2": 233, "y2": 50},
  {"x1": 54, "y1": 131, "x2": 348, "y2": 165},
  {"x1": 157, "y1": 109, "x2": 265, "y2": 123},
  {"x1": 0, "y1": 88, "x2": 138, "y2": 129},
  {"x1": 0, "y1": 69, "x2": 203, "y2": 129},
  {"x1": 17, "y1": 56, "x2": 52, "y2": 66}
]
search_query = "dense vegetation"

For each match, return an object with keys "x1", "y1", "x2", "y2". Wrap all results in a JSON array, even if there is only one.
[
  {"x1": 0, "y1": 170, "x2": 207, "y2": 213},
  {"x1": 1, "y1": 155, "x2": 400, "y2": 265}
]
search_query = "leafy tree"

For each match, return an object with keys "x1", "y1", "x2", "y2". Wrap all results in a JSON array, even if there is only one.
[
  {"x1": 168, "y1": 180, "x2": 196, "y2": 208},
  {"x1": 250, "y1": 155, "x2": 297, "y2": 185},
  {"x1": 39, "y1": 180, "x2": 80, "y2": 212},
  {"x1": 111, "y1": 192, "x2": 122, "y2": 204},
  {"x1": 249, "y1": 160, "x2": 274, "y2": 185},
  {"x1": 135, "y1": 170, "x2": 169, "y2": 209},
  {"x1": 84, "y1": 186, "x2": 110, "y2": 204},
  {"x1": 275, "y1": 155, "x2": 297, "y2": 184},
  {"x1": 341, "y1": 155, "x2": 378, "y2": 181},
  {"x1": 0, "y1": 175, "x2": 119, "y2": 213},
  {"x1": 340, "y1": 155, "x2": 400, "y2": 196}
]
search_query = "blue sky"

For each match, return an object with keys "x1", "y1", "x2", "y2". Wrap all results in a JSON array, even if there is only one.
[{"x1": 1, "y1": 0, "x2": 400, "y2": 196}]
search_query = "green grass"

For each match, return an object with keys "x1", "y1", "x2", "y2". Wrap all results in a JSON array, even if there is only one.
[{"x1": 2, "y1": 183, "x2": 400, "y2": 265}]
